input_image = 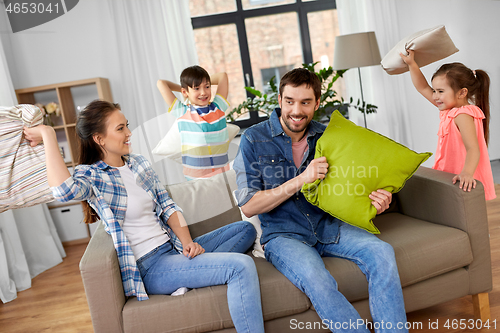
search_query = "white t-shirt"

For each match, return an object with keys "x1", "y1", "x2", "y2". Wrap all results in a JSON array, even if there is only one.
[{"x1": 118, "y1": 165, "x2": 170, "y2": 260}]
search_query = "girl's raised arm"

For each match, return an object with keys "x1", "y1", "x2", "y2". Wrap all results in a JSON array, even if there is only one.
[
  {"x1": 23, "y1": 125, "x2": 71, "y2": 187},
  {"x1": 400, "y1": 50, "x2": 436, "y2": 106}
]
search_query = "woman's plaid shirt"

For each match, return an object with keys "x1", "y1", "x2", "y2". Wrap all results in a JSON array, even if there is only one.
[{"x1": 51, "y1": 154, "x2": 182, "y2": 300}]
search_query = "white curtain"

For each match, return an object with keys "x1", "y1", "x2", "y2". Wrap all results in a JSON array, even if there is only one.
[
  {"x1": 106, "y1": 0, "x2": 198, "y2": 185},
  {"x1": 0, "y1": 8, "x2": 66, "y2": 303},
  {"x1": 337, "y1": 0, "x2": 413, "y2": 147}
]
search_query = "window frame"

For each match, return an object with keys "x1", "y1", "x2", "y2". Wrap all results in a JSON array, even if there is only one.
[{"x1": 191, "y1": 0, "x2": 337, "y2": 128}]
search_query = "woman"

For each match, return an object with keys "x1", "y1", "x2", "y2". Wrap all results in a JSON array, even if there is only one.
[{"x1": 24, "y1": 100, "x2": 264, "y2": 333}]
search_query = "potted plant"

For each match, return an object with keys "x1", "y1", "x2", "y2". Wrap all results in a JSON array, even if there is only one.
[{"x1": 226, "y1": 62, "x2": 377, "y2": 123}]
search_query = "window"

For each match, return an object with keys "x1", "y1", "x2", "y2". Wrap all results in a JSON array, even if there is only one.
[{"x1": 190, "y1": 0, "x2": 338, "y2": 127}]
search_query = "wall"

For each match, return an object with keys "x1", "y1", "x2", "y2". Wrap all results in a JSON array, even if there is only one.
[
  {"x1": 4, "y1": 0, "x2": 124, "y2": 106},
  {"x1": 394, "y1": 0, "x2": 500, "y2": 161}
]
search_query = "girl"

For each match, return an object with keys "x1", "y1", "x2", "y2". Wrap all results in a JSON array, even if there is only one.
[
  {"x1": 23, "y1": 100, "x2": 264, "y2": 333},
  {"x1": 400, "y1": 50, "x2": 496, "y2": 200}
]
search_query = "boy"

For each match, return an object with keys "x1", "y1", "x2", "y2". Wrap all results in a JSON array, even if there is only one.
[{"x1": 157, "y1": 66, "x2": 231, "y2": 180}]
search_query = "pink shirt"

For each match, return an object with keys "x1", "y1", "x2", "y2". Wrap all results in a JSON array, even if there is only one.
[
  {"x1": 433, "y1": 105, "x2": 496, "y2": 200},
  {"x1": 292, "y1": 134, "x2": 309, "y2": 168}
]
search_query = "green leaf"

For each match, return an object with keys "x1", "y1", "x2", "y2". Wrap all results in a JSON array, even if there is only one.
[
  {"x1": 269, "y1": 76, "x2": 277, "y2": 93},
  {"x1": 245, "y1": 86, "x2": 262, "y2": 97}
]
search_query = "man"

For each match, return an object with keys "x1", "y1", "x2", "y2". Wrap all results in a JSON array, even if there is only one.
[{"x1": 233, "y1": 68, "x2": 408, "y2": 333}]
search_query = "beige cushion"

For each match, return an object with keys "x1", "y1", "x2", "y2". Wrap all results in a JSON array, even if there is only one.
[
  {"x1": 165, "y1": 169, "x2": 243, "y2": 239},
  {"x1": 381, "y1": 25, "x2": 459, "y2": 75}
]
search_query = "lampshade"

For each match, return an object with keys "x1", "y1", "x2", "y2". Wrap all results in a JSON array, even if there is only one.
[{"x1": 333, "y1": 32, "x2": 381, "y2": 70}]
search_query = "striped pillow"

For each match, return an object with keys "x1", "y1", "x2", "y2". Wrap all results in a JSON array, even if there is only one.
[{"x1": 0, "y1": 104, "x2": 54, "y2": 213}]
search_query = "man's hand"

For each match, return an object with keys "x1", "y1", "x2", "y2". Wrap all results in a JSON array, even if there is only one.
[
  {"x1": 370, "y1": 189, "x2": 392, "y2": 215},
  {"x1": 299, "y1": 156, "x2": 329, "y2": 184},
  {"x1": 182, "y1": 241, "x2": 205, "y2": 259}
]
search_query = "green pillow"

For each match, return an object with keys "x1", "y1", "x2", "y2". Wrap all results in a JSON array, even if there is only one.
[{"x1": 301, "y1": 111, "x2": 432, "y2": 234}]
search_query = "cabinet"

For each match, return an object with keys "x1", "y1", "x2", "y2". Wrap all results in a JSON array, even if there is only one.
[
  {"x1": 49, "y1": 205, "x2": 87, "y2": 242},
  {"x1": 15, "y1": 78, "x2": 113, "y2": 241}
]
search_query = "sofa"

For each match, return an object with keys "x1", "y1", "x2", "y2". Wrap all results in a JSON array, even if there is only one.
[{"x1": 79, "y1": 166, "x2": 492, "y2": 333}]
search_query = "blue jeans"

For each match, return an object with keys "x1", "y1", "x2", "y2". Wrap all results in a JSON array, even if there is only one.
[
  {"x1": 136, "y1": 221, "x2": 264, "y2": 333},
  {"x1": 264, "y1": 222, "x2": 408, "y2": 333}
]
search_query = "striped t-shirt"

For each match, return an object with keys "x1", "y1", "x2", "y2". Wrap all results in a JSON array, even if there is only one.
[{"x1": 168, "y1": 94, "x2": 230, "y2": 180}]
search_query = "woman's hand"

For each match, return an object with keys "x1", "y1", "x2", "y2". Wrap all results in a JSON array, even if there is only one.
[
  {"x1": 182, "y1": 241, "x2": 205, "y2": 259},
  {"x1": 370, "y1": 189, "x2": 392, "y2": 215},
  {"x1": 399, "y1": 49, "x2": 416, "y2": 66},
  {"x1": 452, "y1": 172, "x2": 477, "y2": 192},
  {"x1": 23, "y1": 125, "x2": 50, "y2": 147}
]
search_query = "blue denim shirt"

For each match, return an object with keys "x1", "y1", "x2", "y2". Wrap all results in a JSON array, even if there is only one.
[{"x1": 234, "y1": 108, "x2": 341, "y2": 246}]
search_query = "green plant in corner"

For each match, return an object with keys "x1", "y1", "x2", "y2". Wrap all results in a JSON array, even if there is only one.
[{"x1": 226, "y1": 62, "x2": 378, "y2": 123}]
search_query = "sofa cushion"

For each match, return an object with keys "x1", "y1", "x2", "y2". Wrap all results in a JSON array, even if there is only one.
[
  {"x1": 301, "y1": 111, "x2": 431, "y2": 234},
  {"x1": 122, "y1": 257, "x2": 312, "y2": 333},
  {"x1": 375, "y1": 213, "x2": 473, "y2": 287},
  {"x1": 165, "y1": 169, "x2": 242, "y2": 239},
  {"x1": 320, "y1": 212, "x2": 473, "y2": 303},
  {"x1": 123, "y1": 288, "x2": 234, "y2": 333}
]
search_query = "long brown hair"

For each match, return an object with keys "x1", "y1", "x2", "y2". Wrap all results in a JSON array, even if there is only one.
[
  {"x1": 432, "y1": 63, "x2": 491, "y2": 145},
  {"x1": 76, "y1": 100, "x2": 121, "y2": 224}
]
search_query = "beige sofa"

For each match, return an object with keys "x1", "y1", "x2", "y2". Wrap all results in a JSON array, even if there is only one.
[{"x1": 79, "y1": 166, "x2": 492, "y2": 333}]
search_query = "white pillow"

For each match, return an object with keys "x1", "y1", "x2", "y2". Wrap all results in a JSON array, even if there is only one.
[
  {"x1": 152, "y1": 122, "x2": 240, "y2": 164},
  {"x1": 232, "y1": 191, "x2": 265, "y2": 258},
  {"x1": 381, "y1": 25, "x2": 459, "y2": 75},
  {"x1": 152, "y1": 118, "x2": 181, "y2": 158}
]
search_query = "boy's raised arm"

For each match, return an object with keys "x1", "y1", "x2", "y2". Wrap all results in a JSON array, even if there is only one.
[
  {"x1": 210, "y1": 72, "x2": 229, "y2": 100},
  {"x1": 157, "y1": 79, "x2": 182, "y2": 107}
]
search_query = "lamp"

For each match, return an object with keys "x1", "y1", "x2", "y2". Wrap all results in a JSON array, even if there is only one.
[{"x1": 333, "y1": 31, "x2": 381, "y2": 128}]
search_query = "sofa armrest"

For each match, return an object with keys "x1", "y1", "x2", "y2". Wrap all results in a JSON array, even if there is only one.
[
  {"x1": 79, "y1": 222, "x2": 125, "y2": 333},
  {"x1": 397, "y1": 166, "x2": 492, "y2": 295}
]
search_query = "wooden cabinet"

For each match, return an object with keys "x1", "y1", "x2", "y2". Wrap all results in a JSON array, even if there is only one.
[{"x1": 15, "y1": 78, "x2": 113, "y2": 169}]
